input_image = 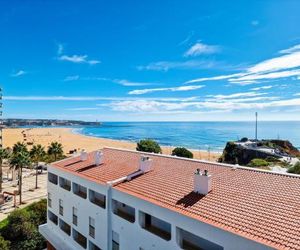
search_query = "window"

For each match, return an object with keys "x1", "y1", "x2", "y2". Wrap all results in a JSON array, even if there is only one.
[
  {"x1": 112, "y1": 200, "x2": 135, "y2": 223},
  {"x1": 176, "y1": 227, "x2": 224, "y2": 250},
  {"x1": 112, "y1": 231, "x2": 119, "y2": 250},
  {"x1": 59, "y1": 177, "x2": 71, "y2": 191},
  {"x1": 73, "y1": 182, "x2": 87, "y2": 199},
  {"x1": 139, "y1": 212, "x2": 171, "y2": 241},
  {"x1": 89, "y1": 189, "x2": 106, "y2": 208},
  {"x1": 73, "y1": 207, "x2": 78, "y2": 226},
  {"x1": 59, "y1": 219, "x2": 71, "y2": 236},
  {"x1": 59, "y1": 199, "x2": 63, "y2": 216},
  {"x1": 48, "y1": 172, "x2": 58, "y2": 185},
  {"x1": 73, "y1": 228, "x2": 87, "y2": 249},
  {"x1": 48, "y1": 210, "x2": 58, "y2": 225},
  {"x1": 89, "y1": 241, "x2": 101, "y2": 250},
  {"x1": 89, "y1": 217, "x2": 95, "y2": 238},
  {"x1": 48, "y1": 192, "x2": 52, "y2": 208}
]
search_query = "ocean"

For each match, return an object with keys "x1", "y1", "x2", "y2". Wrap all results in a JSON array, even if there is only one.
[{"x1": 74, "y1": 121, "x2": 300, "y2": 152}]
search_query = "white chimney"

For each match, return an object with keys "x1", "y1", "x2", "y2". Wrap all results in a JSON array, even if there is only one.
[
  {"x1": 80, "y1": 150, "x2": 88, "y2": 161},
  {"x1": 194, "y1": 169, "x2": 212, "y2": 195},
  {"x1": 139, "y1": 156, "x2": 153, "y2": 173},
  {"x1": 94, "y1": 151, "x2": 104, "y2": 165}
]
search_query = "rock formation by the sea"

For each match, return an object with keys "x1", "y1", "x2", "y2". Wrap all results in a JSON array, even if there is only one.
[{"x1": 219, "y1": 138, "x2": 300, "y2": 166}]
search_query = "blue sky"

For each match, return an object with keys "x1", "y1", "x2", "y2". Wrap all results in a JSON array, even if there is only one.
[{"x1": 1, "y1": 0, "x2": 300, "y2": 121}]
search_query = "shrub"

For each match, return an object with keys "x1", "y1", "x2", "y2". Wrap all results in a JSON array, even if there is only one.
[
  {"x1": 0, "y1": 199, "x2": 47, "y2": 250},
  {"x1": 0, "y1": 235, "x2": 10, "y2": 250},
  {"x1": 172, "y1": 147, "x2": 193, "y2": 158},
  {"x1": 287, "y1": 162, "x2": 300, "y2": 174},
  {"x1": 248, "y1": 158, "x2": 269, "y2": 168},
  {"x1": 240, "y1": 137, "x2": 248, "y2": 142},
  {"x1": 136, "y1": 139, "x2": 162, "y2": 154}
]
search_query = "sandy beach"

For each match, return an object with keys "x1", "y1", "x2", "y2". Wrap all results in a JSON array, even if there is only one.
[{"x1": 2, "y1": 127, "x2": 221, "y2": 161}]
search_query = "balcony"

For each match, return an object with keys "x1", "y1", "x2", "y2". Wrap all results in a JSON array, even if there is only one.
[
  {"x1": 73, "y1": 229, "x2": 87, "y2": 249},
  {"x1": 140, "y1": 212, "x2": 171, "y2": 241},
  {"x1": 112, "y1": 200, "x2": 135, "y2": 223},
  {"x1": 177, "y1": 227, "x2": 223, "y2": 250},
  {"x1": 48, "y1": 211, "x2": 58, "y2": 225},
  {"x1": 59, "y1": 219, "x2": 71, "y2": 236},
  {"x1": 59, "y1": 177, "x2": 71, "y2": 191},
  {"x1": 89, "y1": 241, "x2": 101, "y2": 250},
  {"x1": 48, "y1": 172, "x2": 58, "y2": 185},
  {"x1": 73, "y1": 183, "x2": 87, "y2": 199},
  {"x1": 89, "y1": 189, "x2": 106, "y2": 208}
]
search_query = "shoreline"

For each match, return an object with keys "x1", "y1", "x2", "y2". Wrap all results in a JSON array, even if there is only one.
[
  {"x1": 71, "y1": 127, "x2": 223, "y2": 154},
  {"x1": 3, "y1": 127, "x2": 221, "y2": 161}
]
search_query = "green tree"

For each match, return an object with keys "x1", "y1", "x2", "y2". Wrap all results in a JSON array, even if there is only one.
[
  {"x1": 12, "y1": 142, "x2": 28, "y2": 154},
  {"x1": 0, "y1": 148, "x2": 10, "y2": 193},
  {"x1": 30, "y1": 145, "x2": 46, "y2": 189},
  {"x1": 47, "y1": 142, "x2": 63, "y2": 161},
  {"x1": 10, "y1": 150, "x2": 31, "y2": 205},
  {"x1": 172, "y1": 147, "x2": 193, "y2": 158},
  {"x1": 288, "y1": 162, "x2": 300, "y2": 174},
  {"x1": 0, "y1": 235, "x2": 10, "y2": 250},
  {"x1": 136, "y1": 139, "x2": 162, "y2": 154},
  {"x1": 0, "y1": 199, "x2": 46, "y2": 250}
]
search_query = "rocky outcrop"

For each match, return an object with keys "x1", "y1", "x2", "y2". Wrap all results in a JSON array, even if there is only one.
[{"x1": 219, "y1": 140, "x2": 299, "y2": 166}]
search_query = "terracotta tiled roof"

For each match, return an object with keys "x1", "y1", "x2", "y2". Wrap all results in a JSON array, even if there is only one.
[{"x1": 52, "y1": 148, "x2": 300, "y2": 250}]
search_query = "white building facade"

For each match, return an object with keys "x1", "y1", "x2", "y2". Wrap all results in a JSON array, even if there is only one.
[{"x1": 39, "y1": 155, "x2": 275, "y2": 250}]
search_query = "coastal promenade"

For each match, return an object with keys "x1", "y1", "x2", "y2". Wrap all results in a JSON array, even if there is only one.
[{"x1": 3, "y1": 128, "x2": 221, "y2": 161}]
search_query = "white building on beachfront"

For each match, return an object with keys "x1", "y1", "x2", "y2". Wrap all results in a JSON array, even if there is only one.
[{"x1": 39, "y1": 147, "x2": 300, "y2": 250}]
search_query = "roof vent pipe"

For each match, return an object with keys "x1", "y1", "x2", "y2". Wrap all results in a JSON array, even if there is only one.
[
  {"x1": 80, "y1": 150, "x2": 88, "y2": 161},
  {"x1": 139, "y1": 156, "x2": 153, "y2": 173},
  {"x1": 194, "y1": 169, "x2": 212, "y2": 195},
  {"x1": 95, "y1": 151, "x2": 104, "y2": 165}
]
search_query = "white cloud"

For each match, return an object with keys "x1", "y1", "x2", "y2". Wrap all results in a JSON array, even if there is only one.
[
  {"x1": 63, "y1": 75, "x2": 80, "y2": 81},
  {"x1": 185, "y1": 73, "x2": 243, "y2": 84},
  {"x1": 66, "y1": 107, "x2": 99, "y2": 111},
  {"x1": 229, "y1": 68, "x2": 300, "y2": 83},
  {"x1": 57, "y1": 43, "x2": 64, "y2": 55},
  {"x1": 137, "y1": 60, "x2": 217, "y2": 71},
  {"x1": 251, "y1": 85, "x2": 273, "y2": 91},
  {"x1": 11, "y1": 70, "x2": 27, "y2": 77},
  {"x1": 114, "y1": 79, "x2": 151, "y2": 86},
  {"x1": 129, "y1": 85, "x2": 205, "y2": 95},
  {"x1": 184, "y1": 42, "x2": 220, "y2": 57},
  {"x1": 4, "y1": 95, "x2": 196, "y2": 102},
  {"x1": 206, "y1": 92, "x2": 265, "y2": 100},
  {"x1": 58, "y1": 55, "x2": 100, "y2": 65},
  {"x1": 279, "y1": 44, "x2": 300, "y2": 54},
  {"x1": 186, "y1": 44, "x2": 300, "y2": 85}
]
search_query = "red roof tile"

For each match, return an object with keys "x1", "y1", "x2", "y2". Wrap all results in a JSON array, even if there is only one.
[{"x1": 52, "y1": 148, "x2": 300, "y2": 250}]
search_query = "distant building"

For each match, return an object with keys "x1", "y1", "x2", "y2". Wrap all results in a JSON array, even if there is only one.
[{"x1": 39, "y1": 148, "x2": 300, "y2": 250}]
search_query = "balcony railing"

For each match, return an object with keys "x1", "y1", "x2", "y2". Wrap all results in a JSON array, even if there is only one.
[
  {"x1": 143, "y1": 224, "x2": 171, "y2": 241},
  {"x1": 114, "y1": 209, "x2": 135, "y2": 223}
]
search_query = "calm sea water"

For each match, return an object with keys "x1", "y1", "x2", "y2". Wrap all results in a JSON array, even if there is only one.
[{"x1": 75, "y1": 121, "x2": 300, "y2": 152}]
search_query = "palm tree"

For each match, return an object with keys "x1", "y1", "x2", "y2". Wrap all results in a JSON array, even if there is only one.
[
  {"x1": 0, "y1": 148, "x2": 10, "y2": 193},
  {"x1": 30, "y1": 144, "x2": 46, "y2": 189},
  {"x1": 10, "y1": 150, "x2": 31, "y2": 205},
  {"x1": 12, "y1": 142, "x2": 28, "y2": 154},
  {"x1": 47, "y1": 142, "x2": 63, "y2": 161}
]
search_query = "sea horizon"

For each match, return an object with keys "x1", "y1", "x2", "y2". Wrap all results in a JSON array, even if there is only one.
[{"x1": 70, "y1": 121, "x2": 300, "y2": 152}]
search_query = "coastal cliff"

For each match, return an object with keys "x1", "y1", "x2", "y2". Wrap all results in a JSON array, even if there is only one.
[{"x1": 219, "y1": 139, "x2": 300, "y2": 166}]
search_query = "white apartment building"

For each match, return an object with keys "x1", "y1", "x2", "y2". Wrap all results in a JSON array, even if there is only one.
[{"x1": 39, "y1": 147, "x2": 300, "y2": 250}]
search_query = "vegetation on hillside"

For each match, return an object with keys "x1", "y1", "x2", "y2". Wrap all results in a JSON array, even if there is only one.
[
  {"x1": 172, "y1": 147, "x2": 193, "y2": 158},
  {"x1": 287, "y1": 162, "x2": 300, "y2": 174},
  {"x1": 247, "y1": 158, "x2": 270, "y2": 168},
  {"x1": 136, "y1": 139, "x2": 162, "y2": 154},
  {"x1": 0, "y1": 199, "x2": 47, "y2": 250}
]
